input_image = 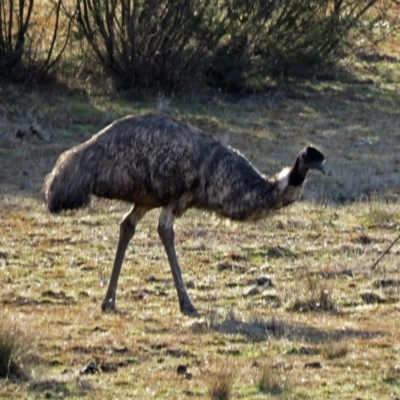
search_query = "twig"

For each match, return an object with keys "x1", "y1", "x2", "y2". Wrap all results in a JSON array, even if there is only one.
[{"x1": 370, "y1": 232, "x2": 400, "y2": 270}]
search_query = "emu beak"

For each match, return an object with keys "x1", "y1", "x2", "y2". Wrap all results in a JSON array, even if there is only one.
[{"x1": 310, "y1": 161, "x2": 326, "y2": 175}]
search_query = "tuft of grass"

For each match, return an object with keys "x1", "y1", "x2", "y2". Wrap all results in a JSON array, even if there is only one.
[
  {"x1": 257, "y1": 364, "x2": 288, "y2": 395},
  {"x1": 321, "y1": 342, "x2": 349, "y2": 360},
  {"x1": 0, "y1": 323, "x2": 30, "y2": 382},
  {"x1": 288, "y1": 275, "x2": 338, "y2": 313},
  {"x1": 207, "y1": 364, "x2": 235, "y2": 400}
]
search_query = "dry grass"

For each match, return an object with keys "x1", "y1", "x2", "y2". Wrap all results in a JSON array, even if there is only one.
[
  {"x1": 321, "y1": 342, "x2": 349, "y2": 360},
  {"x1": 207, "y1": 364, "x2": 235, "y2": 400},
  {"x1": 257, "y1": 364, "x2": 289, "y2": 395},
  {"x1": 0, "y1": 320, "x2": 31, "y2": 383},
  {"x1": 1, "y1": 37, "x2": 400, "y2": 398},
  {"x1": 288, "y1": 274, "x2": 338, "y2": 313}
]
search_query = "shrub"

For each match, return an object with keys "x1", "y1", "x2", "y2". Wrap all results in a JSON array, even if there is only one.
[
  {"x1": 3, "y1": 0, "x2": 388, "y2": 89},
  {"x1": 0, "y1": 0, "x2": 73, "y2": 82},
  {"x1": 75, "y1": 0, "x2": 231, "y2": 94}
]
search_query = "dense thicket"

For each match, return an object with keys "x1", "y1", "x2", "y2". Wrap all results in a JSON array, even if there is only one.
[{"x1": 0, "y1": 0, "x2": 397, "y2": 91}]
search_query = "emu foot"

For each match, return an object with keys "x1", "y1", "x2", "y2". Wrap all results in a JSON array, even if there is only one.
[
  {"x1": 179, "y1": 298, "x2": 198, "y2": 316},
  {"x1": 101, "y1": 298, "x2": 116, "y2": 313}
]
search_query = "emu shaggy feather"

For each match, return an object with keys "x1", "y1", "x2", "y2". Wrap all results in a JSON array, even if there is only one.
[{"x1": 44, "y1": 113, "x2": 325, "y2": 314}]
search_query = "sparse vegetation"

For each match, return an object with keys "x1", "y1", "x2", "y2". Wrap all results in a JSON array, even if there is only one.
[
  {"x1": 0, "y1": 8, "x2": 400, "y2": 398},
  {"x1": 1, "y1": 83, "x2": 400, "y2": 395}
]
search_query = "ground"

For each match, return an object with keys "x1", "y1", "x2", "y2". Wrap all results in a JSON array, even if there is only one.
[{"x1": 0, "y1": 49, "x2": 400, "y2": 399}]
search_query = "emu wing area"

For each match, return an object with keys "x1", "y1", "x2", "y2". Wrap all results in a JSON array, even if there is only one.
[{"x1": 88, "y1": 115, "x2": 203, "y2": 208}]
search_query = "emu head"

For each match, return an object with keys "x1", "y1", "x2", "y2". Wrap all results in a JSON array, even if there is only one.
[
  {"x1": 298, "y1": 146, "x2": 326, "y2": 175},
  {"x1": 289, "y1": 146, "x2": 326, "y2": 186}
]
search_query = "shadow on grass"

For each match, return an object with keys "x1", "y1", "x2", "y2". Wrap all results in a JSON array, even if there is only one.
[{"x1": 191, "y1": 310, "x2": 382, "y2": 344}]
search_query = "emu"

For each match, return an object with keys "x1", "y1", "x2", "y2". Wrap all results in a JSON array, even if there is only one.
[{"x1": 44, "y1": 113, "x2": 325, "y2": 314}]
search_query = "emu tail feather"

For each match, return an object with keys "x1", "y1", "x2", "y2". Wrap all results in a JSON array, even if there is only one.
[{"x1": 44, "y1": 147, "x2": 95, "y2": 213}]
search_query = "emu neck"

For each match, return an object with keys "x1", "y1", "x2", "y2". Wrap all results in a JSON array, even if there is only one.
[
  {"x1": 214, "y1": 166, "x2": 307, "y2": 222},
  {"x1": 288, "y1": 158, "x2": 308, "y2": 187},
  {"x1": 199, "y1": 147, "x2": 309, "y2": 222}
]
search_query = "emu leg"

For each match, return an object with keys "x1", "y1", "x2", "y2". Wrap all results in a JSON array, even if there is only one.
[
  {"x1": 101, "y1": 206, "x2": 148, "y2": 312},
  {"x1": 158, "y1": 208, "x2": 197, "y2": 314}
]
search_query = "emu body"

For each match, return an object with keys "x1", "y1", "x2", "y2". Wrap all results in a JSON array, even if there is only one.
[{"x1": 44, "y1": 113, "x2": 325, "y2": 313}]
